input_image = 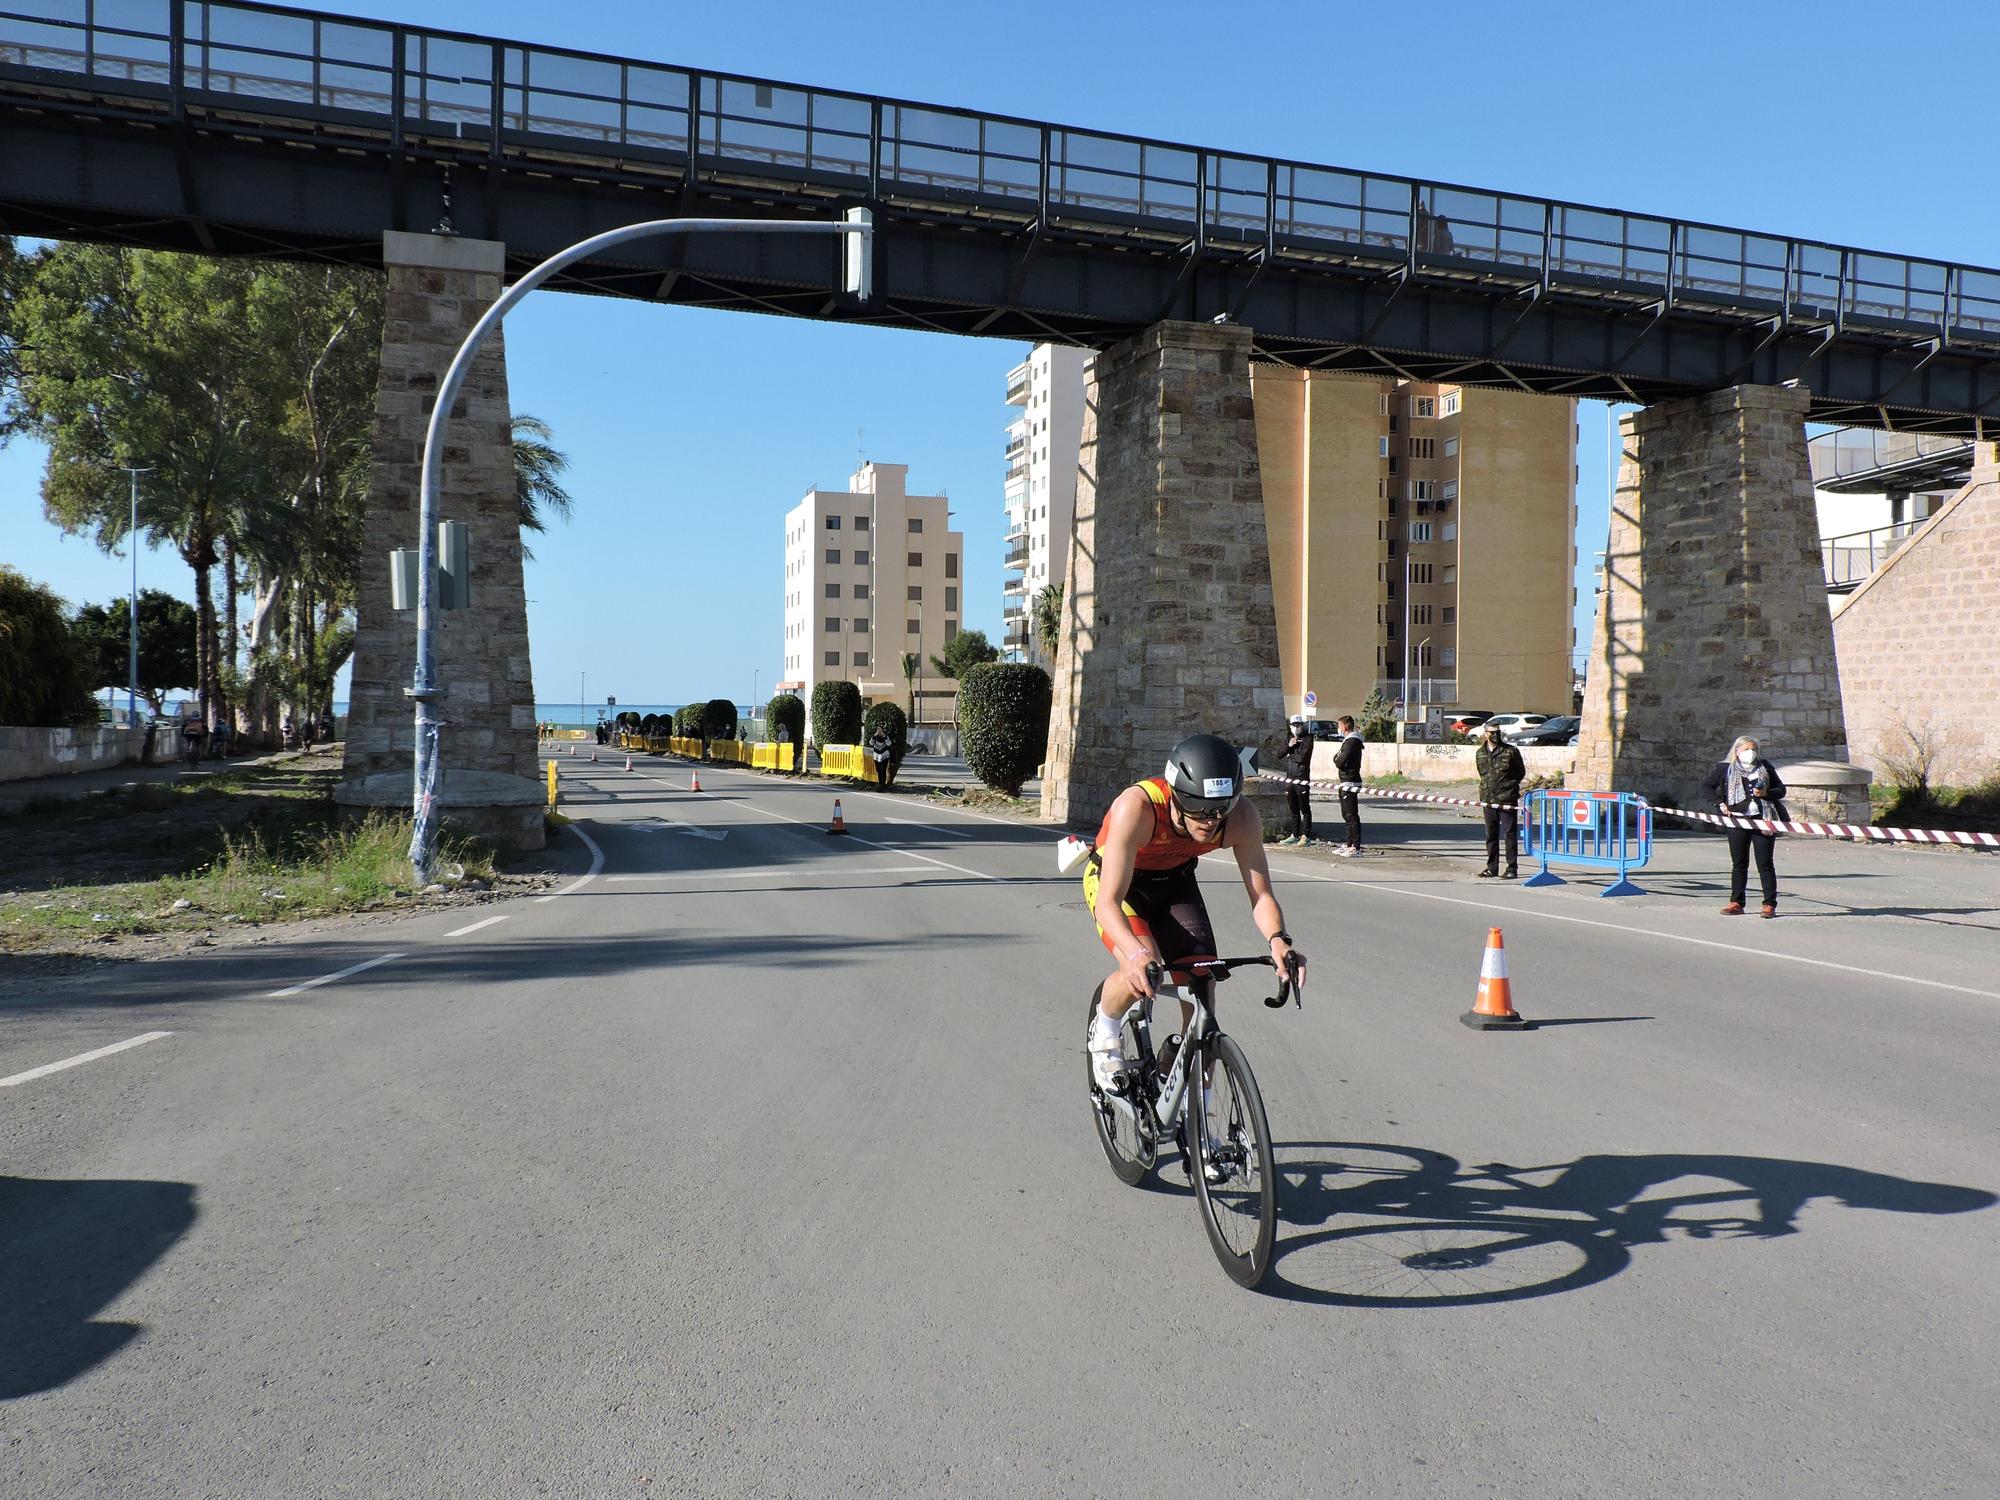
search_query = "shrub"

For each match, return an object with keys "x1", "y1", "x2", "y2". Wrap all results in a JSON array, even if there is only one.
[
  {"x1": 701, "y1": 697, "x2": 737, "y2": 741},
  {"x1": 0, "y1": 566, "x2": 97, "y2": 727},
  {"x1": 674, "y1": 704, "x2": 703, "y2": 736},
  {"x1": 765, "y1": 693, "x2": 804, "y2": 751},
  {"x1": 862, "y1": 700, "x2": 908, "y2": 760},
  {"x1": 811, "y1": 680, "x2": 862, "y2": 745},
  {"x1": 958, "y1": 662, "x2": 1051, "y2": 796},
  {"x1": 1357, "y1": 689, "x2": 1397, "y2": 743}
]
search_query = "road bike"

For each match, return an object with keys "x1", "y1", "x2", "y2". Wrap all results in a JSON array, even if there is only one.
[{"x1": 1086, "y1": 954, "x2": 1302, "y2": 1288}]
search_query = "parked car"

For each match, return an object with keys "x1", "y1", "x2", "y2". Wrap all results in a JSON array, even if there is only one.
[
  {"x1": 1507, "y1": 714, "x2": 1579, "y2": 747},
  {"x1": 1447, "y1": 710, "x2": 1496, "y2": 735},
  {"x1": 1481, "y1": 713, "x2": 1550, "y2": 739},
  {"x1": 1305, "y1": 718, "x2": 1345, "y2": 741}
]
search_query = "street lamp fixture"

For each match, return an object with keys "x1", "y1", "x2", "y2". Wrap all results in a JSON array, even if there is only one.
[{"x1": 406, "y1": 211, "x2": 874, "y2": 881}]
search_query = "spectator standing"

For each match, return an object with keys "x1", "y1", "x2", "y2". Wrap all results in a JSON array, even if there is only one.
[
  {"x1": 1475, "y1": 722, "x2": 1526, "y2": 879},
  {"x1": 1701, "y1": 735, "x2": 1787, "y2": 917},
  {"x1": 1333, "y1": 715, "x2": 1364, "y2": 857},
  {"x1": 866, "y1": 725, "x2": 896, "y2": 788},
  {"x1": 1279, "y1": 714, "x2": 1315, "y2": 845}
]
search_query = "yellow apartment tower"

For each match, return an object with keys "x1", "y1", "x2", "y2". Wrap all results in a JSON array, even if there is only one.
[{"x1": 1251, "y1": 369, "x2": 1576, "y2": 723}]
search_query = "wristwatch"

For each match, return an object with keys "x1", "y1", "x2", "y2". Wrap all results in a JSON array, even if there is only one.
[{"x1": 1271, "y1": 930, "x2": 1292, "y2": 946}]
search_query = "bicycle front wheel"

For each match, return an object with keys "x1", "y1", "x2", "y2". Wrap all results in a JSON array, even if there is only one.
[{"x1": 1190, "y1": 1033, "x2": 1277, "y2": 1287}]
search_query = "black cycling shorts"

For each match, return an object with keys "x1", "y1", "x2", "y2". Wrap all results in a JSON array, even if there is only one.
[{"x1": 1082, "y1": 858, "x2": 1217, "y2": 981}]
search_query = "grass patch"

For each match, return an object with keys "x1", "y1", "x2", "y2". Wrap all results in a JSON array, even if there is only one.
[
  {"x1": 927, "y1": 784, "x2": 1038, "y2": 817},
  {"x1": 1872, "y1": 773, "x2": 2000, "y2": 832},
  {"x1": 1366, "y1": 773, "x2": 1411, "y2": 786},
  {"x1": 0, "y1": 811, "x2": 495, "y2": 952}
]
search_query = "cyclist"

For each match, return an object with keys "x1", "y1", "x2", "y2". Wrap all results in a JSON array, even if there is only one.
[{"x1": 1084, "y1": 732, "x2": 1304, "y2": 1092}]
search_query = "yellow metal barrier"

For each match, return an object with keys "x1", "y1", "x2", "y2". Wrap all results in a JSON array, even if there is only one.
[
  {"x1": 780, "y1": 743, "x2": 795, "y2": 771},
  {"x1": 545, "y1": 758, "x2": 558, "y2": 808}
]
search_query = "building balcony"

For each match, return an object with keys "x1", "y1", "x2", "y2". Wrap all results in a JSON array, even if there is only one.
[
  {"x1": 1005, "y1": 361, "x2": 1031, "y2": 406},
  {"x1": 1005, "y1": 538, "x2": 1029, "y2": 567}
]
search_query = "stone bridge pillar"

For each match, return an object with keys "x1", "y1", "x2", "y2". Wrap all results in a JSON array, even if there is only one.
[
  {"x1": 336, "y1": 231, "x2": 544, "y2": 850},
  {"x1": 1042, "y1": 321, "x2": 1285, "y2": 826},
  {"x1": 1573, "y1": 384, "x2": 1846, "y2": 804}
]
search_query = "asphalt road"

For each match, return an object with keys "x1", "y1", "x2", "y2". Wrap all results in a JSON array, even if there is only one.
[{"x1": 4, "y1": 758, "x2": 1997, "y2": 1498}]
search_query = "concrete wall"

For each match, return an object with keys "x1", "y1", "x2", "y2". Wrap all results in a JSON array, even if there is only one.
[
  {"x1": 0, "y1": 725, "x2": 149, "y2": 782},
  {"x1": 1831, "y1": 450, "x2": 2000, "y2": 787},
  {"x1": 1308, "y1": 738, "x2": 1572, "y2": 785}
]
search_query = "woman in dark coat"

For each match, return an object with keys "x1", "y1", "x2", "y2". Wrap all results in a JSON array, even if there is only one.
[{"x1": 1700, "y1": 735, "x2": 1787, "y2": 917}]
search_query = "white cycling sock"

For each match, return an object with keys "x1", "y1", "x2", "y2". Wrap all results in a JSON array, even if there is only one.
[{"x1": 1090, "y1": 1010, "x2": 1123, "y2": 1046}]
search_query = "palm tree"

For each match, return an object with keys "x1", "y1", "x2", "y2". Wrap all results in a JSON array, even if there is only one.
[
  {"x1": 1032, "y1": 580, "x2": 1064, "y2": 663},
  {"x1": 513, "y1": 414, "x2": 574, "y2": 560},
  {"x1": 900, "y1": 651, "x2": 919, "y2": 718}
]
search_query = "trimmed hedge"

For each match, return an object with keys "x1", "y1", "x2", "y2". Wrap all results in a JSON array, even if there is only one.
[
  {"x1": 674, "y1": 704, "x2": 703, "y2": 735},
  {"x1": 811, "y1": 680, "x2": 862, "y2": 745},
  {"x1": 701, "y1": 697, "x2": 738, "y2": 740},
  {"x1": 958, "y1": 662, "x2": 1051, "y2": 796},
  {"x1": 765, "y1": 693, "x2": 804, "y2": 753},
  {"x1": 862, "y1": 700, "x2": 907, "y2": 760}
]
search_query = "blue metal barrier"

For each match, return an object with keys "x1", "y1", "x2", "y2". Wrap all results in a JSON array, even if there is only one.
[{"x1": 1521, "y1": 790, "x2": 1653, "y2": 897}]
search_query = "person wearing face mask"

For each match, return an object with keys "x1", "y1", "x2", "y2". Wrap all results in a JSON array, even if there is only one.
[
  {"x1": 1278, "y1": 715, "x2": 1315, "y2": 845},
  {"x1": 1700, "y1": 735, "x2": 1787, "y2": 917},
  {"x1": 1475, "y1": 721, "x2": 1526, "y2": 879}
]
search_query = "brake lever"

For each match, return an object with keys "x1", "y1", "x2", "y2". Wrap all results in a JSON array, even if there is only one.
[{"x1": 1265, "y1": 950, "x2": 1306, "y2": 1009}]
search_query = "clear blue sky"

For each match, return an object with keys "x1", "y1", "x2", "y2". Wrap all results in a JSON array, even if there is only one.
[{"x1": 5, "y1": 0, "x2": 1995, "y2": 710}]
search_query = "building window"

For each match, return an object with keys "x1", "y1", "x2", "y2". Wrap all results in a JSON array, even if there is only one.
[
  {"x1": 1388, "y1": 538, "x2": 1398, "y2": 558},
  {"x1": 1388, "y1": 457, "x2": 1398, "y2": 474},
  {"x1": 1442, "y1": 605, "x2": 1456, "y2": 624},
  {"x1": 855, "y1": 516, "x2": 869, "y2": 532},
  {"x1": 854, "y1": 618, "x2": 869, "y2": 633},
  {"x1": 1412, "y1": 603, "x2": 1433, "y2": 625},
  {"x1": 1376, "y1": 603, "x2": 1383, "y2": 624},
  {"x1": 1442, "y1": 480, "x2": 1458, "y2": 501},
  {"x1": 1408, "y1": 437, "x2": 1434, "y2": 459},
  {"x1": 908, "y1": 552, "x2": 923, "y2": 568},
  {"x1": 1414, "y1": 396, "x2": 1435, "y2": 418},
  {"x1": 825, "y1": 583, "x2": 840, "y2": 599},
  {"x1": 908, "y1": 585, "x2": 922, "y2": 601},
  {"x1": 1377, "y1": 478, "x2": 1389, "y2": 499},
  {"x1": 1411, "y1": 480, "x2": 1432, "y2": 502},
  {"x1": 906, "y1": 618, "x2": 920, "y2": 636},
  {"x1": 853, "y1": 549, "x2": 868, "y2": 565},
  {"x1": 1442, "y1": 392, "x2": 1461, "y2": 415},
  {"x1": 1412, "y1": 562, "x2": 1434, "y2": 585},
  {"x1": 854, "y1": 583, "x2": 869, "y2": 599},
  {"x1": 945, "y1": 617, "x2": 958, "y2": 637},
  {"x1": 1378, "y1": 394, "x2": 1390, "y2": 415},
  {"x1": 853, "y1": 651, "x2": 868, "y2": 667},
  {"x1": 1444, "y1": 438, "x2": 1459, "y2": 458},
  {"x1": 1417, "y1": 643, "x2": 1433, "y2": 668},
  {"x1": 1442, "y1": 564, "x2": 1457, "y2": 585},
  {"x1": 909, "y1": 517, "x2": 923, "y2": 533},
  {"x1": 945, "y1": 553, "x2": 959, "y2": 579},
  {"x1": 1387, "y1": 578, "x2": 1398, "y2": 599},
  {"x1": 1387, "y1": 617, "x2": 1398, "y2": 639},
  {"x1": 825, "y1": 515, "x2": 842, "y2": 530},
  {"x1": 824, "y1": 650, "x2": 840, "y2": 666},
  {"x1": 1387, "y1": 495, "x2": 1398, "y2": 516},
  {"x1": 1442, "y1": 521, "x2": 1457, "y2": 542},
  {"x1": 1378, "y1": 437, "x2": 1391, "y2": 458},
  {"x1": 825, "y1": 548, "x2": 840, "y2": 565},
  {"x1": 1411, "y1": 522, "x2": 1433, "y2": 543},
  {"x1": 1441, "y1": 647, "x2": 1456, "y2": 668},
  {"x1": 824, "y1": 615, "x2": 839, "y2": 633},
  {"x1": 945, "y1": 586, "x2": 958, "y2": 611}
]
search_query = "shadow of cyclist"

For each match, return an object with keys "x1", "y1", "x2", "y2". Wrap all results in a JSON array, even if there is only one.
[{"x1": 1257, "y1": 1142, "x2": 1994, "y2": 1307}]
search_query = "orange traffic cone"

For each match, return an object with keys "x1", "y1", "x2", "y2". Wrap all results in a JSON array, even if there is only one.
[
  {"x1": 1462, "y1": 927, "x2": 1530, "y2": 1030},
  {"x1": 690, "y1": 769, "x2": 702, "y2": 792},
  {"x1": 624, "y1": 755, "x2": 633, "y2": 771},
  {"x1": 826, "y1": 798, "x2": 849, "y2": 835},
  {"x1": 590, "y1": 750, "x2": 597, "y2": 762}
]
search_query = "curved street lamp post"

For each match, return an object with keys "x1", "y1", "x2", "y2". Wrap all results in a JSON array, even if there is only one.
[{"x1": 408, "y1": 212, "x2": 874, "y2": 880}]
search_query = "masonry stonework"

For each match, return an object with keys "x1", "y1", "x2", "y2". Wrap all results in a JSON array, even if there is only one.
[
  {"x1": 1573, "y1": 385, "x2": 1846, "y2": 804},
  {"x1": 1831, "y1": 445, "x2": 2000, "y2": 788},
  {"x1": 338, "y1": 231, "x2": 542, "y2": 848},
  {"x1": 1043, "y1": 322, "x2": 1285, "y2": 826}
]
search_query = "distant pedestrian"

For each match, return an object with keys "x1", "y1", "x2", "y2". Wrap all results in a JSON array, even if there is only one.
[
  {"x1": 1475, "y1": 722, "x2": 1525, "y2": 879},
  {"x1": 1333, "y1": 715, "x2": 1364, "y2": 857},
  {"x1": 1279, "y1": 714, "x2": 1315, "y2": 845},
  {"x1": 1702, "y1": 735, "x2": 1786, "y2": 917},
  {"x1": 866, "y1": 725, "x2": 896, "y2": 788}
]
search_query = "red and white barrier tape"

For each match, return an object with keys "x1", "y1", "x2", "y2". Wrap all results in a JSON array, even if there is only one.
[{"x1": 1252, "y1": 774, "x2": 2000, "y2": 848}]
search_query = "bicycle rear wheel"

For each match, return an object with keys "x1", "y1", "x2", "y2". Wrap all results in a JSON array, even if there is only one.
[
  {"x1": 1085, "y1": 992, "x2": 1154, "y2": 1185},
  {"x1": 1190, "y1": 1033, "x2": 1277, "y2": 1287}
]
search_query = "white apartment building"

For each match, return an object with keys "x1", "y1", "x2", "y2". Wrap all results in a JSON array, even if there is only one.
[
  {"x1": 780, "y1": 462, "x2": 966, "y2": 722},
  {"x1": 1001, "y1": 344, "x2": 1089, "y2": 664}
]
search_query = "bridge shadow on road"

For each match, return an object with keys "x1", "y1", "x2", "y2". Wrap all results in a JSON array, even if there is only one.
[
  {"x1": 0, "y1": 1175, "x2": 196, "y2": 1399},
  {"x1": 1256, "y1": 1142, "x2": 1995, "y2": 1307}
]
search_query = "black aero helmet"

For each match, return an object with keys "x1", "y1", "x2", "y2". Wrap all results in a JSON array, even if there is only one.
[{"x1": 1162, "y1": 733, "x2": 1249, "y2": 819}]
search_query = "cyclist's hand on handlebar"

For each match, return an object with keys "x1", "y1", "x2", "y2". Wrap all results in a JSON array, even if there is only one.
[
  {"x1": 1120, "y1": 948, "x2": 1159, "y2": 999},
  {"x1": 1268, "y1": 932, "x2": 1306, "y2": 985}
]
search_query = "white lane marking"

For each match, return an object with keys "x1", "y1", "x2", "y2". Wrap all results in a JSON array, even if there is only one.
[
  {"x1": 535, "y1": 820, "x2": 606, "y2": 903},
  {"x1": 267, "y1": 952, "x2": 405, "y2": 998},
  {"x1": 713, "y1": 789, "x2": 1002, "y2": 882},
  {"x1": 444, "y1": 914, "x2": 510, "y2": 938},
  {"x1": 1308, "y1": 877, "x2": 2000, "y2": 1003},
  {"x1": 883, "y1": 816, "x2": 974, "y2": 839},
  {"x1": 1, "y1": 1031, "x2": 174, "y2": 1088},
  {"x1": 636, "y1": 817, "x2": 728, "y2": 842},
  {"x1": 604, "y1": 864, "x2": 936, "y2": 882}
]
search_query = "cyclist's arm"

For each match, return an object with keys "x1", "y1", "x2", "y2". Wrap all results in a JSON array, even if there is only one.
[
  {"x1": 1092, "y1": 788, "x2": 1161, "y2": 996},
  {"x1": 1225, "y1": 803, "x2": 1304, "y2": 978}
]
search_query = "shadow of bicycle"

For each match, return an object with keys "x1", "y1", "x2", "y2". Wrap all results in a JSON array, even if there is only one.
[{"x1": 1260, "y1": 1142, "x2": 1995, "y2": 1307}]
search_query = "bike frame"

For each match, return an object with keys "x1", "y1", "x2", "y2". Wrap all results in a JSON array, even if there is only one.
[{"x1": 1098, "y1": 981, "x2": 1215, "y2": 1140}]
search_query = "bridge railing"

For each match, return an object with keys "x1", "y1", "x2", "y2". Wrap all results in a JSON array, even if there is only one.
[
  {"x1": 7, "y1": 0, "x2": 2000, "y2": 347},
  {"x1": 1821, "y1": 521, "x2": 1923, "y2": 591}
]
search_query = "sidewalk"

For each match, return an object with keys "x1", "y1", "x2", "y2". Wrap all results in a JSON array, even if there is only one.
[{"x1": 0, "y1": 745, "x2": 334, "y2": 814}]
